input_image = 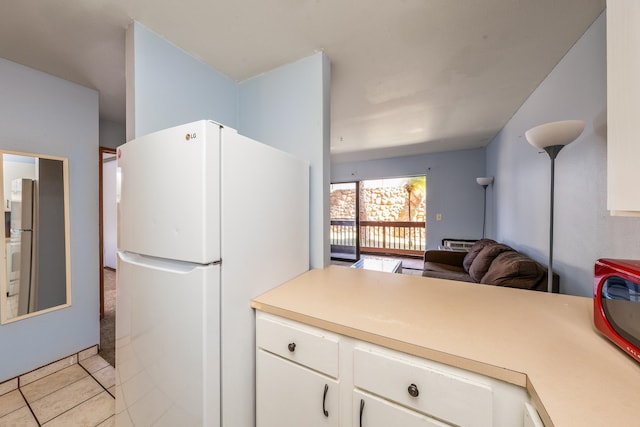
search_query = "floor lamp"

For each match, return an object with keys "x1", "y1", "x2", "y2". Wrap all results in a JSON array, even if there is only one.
[
  {"x1": 525, "y1": 120, "x2": 585, "y2": 293},
  {"x1": 476, "y1": 176, "x2": 494, "y2": 238}
]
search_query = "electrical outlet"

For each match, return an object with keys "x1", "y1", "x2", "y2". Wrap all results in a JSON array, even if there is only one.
[{"x1": 436, "y1": 213, "x2": 442, "y2": 221}]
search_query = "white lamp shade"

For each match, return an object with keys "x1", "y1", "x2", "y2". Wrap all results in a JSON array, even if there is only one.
[
  {"x1": 476, "y1": 176, "x2": 494, "y2": 186},
  {"x1": 525, "y1": 120, "x2": 585, "y2": 149}
]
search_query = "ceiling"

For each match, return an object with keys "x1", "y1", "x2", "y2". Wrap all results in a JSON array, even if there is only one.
[{"x1": 0, "y1": 0, "x2": 605, "y2": 162}]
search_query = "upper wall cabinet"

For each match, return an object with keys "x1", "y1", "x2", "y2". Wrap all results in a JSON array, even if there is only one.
[{"x1": 607, "y1": 0, "x2": 640, "y2": 216}]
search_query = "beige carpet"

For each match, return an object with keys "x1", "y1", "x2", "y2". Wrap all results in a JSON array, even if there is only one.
[{"x1": 99, "y1": 268, "x2": 115, "y2": 367}]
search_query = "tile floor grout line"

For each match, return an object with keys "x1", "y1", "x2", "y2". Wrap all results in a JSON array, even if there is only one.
[
  {"x1": 24, "y1": 374, "x2": 97, "y2": 426},
  {"x1": 18, "y1": 387, "x2": 41, "y2": 427},
  {"x1": 78, "y1": 362, "x2": 115, "y2": 399},
  {"x1": 21, "y1": 367, "x2": 88, "y2": 406},
  {"x1": 23, "y1": 360, "x2": 113, "y2": 426},
  {"x1": 33, "y1": 383, "x2": 108, "y2": 426},
  {"x1": 1, "y1": 349, "x2": 112, "y2": 425}
]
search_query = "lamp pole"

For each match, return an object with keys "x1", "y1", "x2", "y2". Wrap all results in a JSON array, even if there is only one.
[
  {"x1": 481, "y1": 184, "x2": 488, "y2": 238},
  {"x1": 543, "y1": 145, "x2": 564, "y2": 294}
]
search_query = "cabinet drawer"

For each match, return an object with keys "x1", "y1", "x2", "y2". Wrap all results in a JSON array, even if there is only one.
[
  {"x1": 256, "y1": 313, "x2": 339, "y2": 377},
  {"x1": 354, "y1": 347, "x2": 493, "y2": 427}
]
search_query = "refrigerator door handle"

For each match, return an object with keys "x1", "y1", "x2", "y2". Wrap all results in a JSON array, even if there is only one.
[{"x1": 118, "y1": 251, "x2": 215, "y2": 273}]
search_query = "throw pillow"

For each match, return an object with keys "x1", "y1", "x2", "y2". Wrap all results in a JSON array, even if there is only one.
[
  {"x1": 468, "y1": 243, "x2": 512, "y2": 282},
  {"x1": 462, "y1": 238, "x2": 497, "y2": 272},
  {"x1": 480, "y1": 251, "x2": 545, "y2": 290}
]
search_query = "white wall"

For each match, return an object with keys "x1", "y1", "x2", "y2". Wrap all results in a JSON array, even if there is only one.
[
  {"x1": 100, "y1": 119, "x2": 125, "y2": 150},
  {"x1": 332, "y1": 148, "x2": 487, "y2": 249},
  {"x1": 487, "y1": 12, "x2": 640, "y2": 296},
  {"x1": 239, "y1": 53, "x2": 331, "y2": 268},
  {"x1": 0, "y1": 58, "x2": 99, "y2": 381},
  {"x1": 127, "y1": 22, "x2": 238, "y2": 140}
]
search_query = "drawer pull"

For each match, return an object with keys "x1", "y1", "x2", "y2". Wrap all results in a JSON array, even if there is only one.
[
  {"x1": 407, "y1": 383, "x2": 420, "y2": 397},
  {"x1": 322, "y1": 384, "x2": 329, "y2": 417},
  {"x1": 359, "y1": 399, "x2": 365, "y2": 427},
  {"x1": 287, "y1": 342, "x2": 296, "y2": 352}
]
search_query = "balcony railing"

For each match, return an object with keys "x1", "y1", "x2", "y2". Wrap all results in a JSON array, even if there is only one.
[{"x1": 330, "y1": 220, "x2": 426, "y2": 257}]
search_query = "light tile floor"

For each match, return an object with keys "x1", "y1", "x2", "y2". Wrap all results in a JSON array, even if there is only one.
[{"x1": 0, "y1": 351, "x2": 115, "y2": 426}]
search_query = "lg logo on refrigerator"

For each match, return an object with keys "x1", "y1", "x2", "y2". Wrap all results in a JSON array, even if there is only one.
[{"x1": 185, "y1": 132, "x2": 197, "y2": 141}]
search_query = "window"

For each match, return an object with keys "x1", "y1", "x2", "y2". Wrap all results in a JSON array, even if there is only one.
[{"x1": 330, "y1": 176, "x2": 426, "y2": 260}]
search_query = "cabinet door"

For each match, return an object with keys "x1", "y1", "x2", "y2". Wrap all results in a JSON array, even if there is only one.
[
  {"x1": 353, "y1": 390, "x2": 450, "y2": 427},
  {"x1": 257, "y1": 349, "x2": 339, "y2": 427},
  {"x1": 607, "y1": 0, "x2": 640, "y2": 214},
  {"x1": 523, "y1": 403, "x2": 545, "y2": 427}
]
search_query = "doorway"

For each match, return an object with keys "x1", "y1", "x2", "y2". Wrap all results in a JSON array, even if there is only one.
[
  {"x1": 330, "y1": 176, "x2": 426, "y2": 262},
  {"x1": 99, "y1": 147, "x2": 117, "y2": 317},
  {"x1": 99, "y1": 147, "x2": 117, "y2": 366}
]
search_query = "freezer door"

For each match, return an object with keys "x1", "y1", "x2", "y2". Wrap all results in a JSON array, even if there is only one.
[
  {"x1": 117, "y1": 120, "x2": 221, "y2": 264},
  {"x1": 115, "y1": 251, "x2": 220, "y2": 426}
]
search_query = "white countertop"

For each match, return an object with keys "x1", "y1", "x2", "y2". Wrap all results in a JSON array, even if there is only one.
[{"x1": 251, "y1": 266, "x2": 640, "y2": 427}]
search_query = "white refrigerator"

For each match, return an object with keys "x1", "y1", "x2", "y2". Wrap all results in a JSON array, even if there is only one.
[
  {"x1": 11, "y1": 178, "x2": 36, "y2": 316},
  {"x1": 115, "y1": 120, "x2": 309, "y2": 426}
]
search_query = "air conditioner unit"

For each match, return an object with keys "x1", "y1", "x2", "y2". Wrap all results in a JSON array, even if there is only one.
[{"x1": 441, "y1": 239, "x2": 477, "y2": 251}]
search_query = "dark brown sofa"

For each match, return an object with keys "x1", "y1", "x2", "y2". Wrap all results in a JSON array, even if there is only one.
[{"x1": 422, "y1": 239, "x2": 559, "y2": 292}]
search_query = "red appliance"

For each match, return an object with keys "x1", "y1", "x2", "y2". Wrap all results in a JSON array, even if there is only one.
[{"x1": 594, "y1": 258, "x2": 640, "y2": 363}]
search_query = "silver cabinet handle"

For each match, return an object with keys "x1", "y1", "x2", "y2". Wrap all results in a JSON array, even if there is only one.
[
  {"x1": 408, "y1": 383, "x2": 419, "y2": 397},
  {"x1": 322, "y1": 384, "x2": 329, "y2": 417}
]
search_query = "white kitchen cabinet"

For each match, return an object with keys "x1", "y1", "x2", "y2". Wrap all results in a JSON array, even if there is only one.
[
  {"x1": 256, "y1": 349, "x2": 339, "y2": 427},
  {"x1": 524, "y1": 403, "x2": 545, "y2": 427},
  {"x1": 256, "y1": 313, "x2": 340, "y2": 427},
  {"x1": 255, "y1": 312, "x2": 544, "y2": 426},
  {"x1": 607, "y1": 0, "x2": 640, "y2": 215}
]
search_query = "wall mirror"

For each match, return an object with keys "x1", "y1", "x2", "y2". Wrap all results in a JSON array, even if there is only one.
[{"x1": 0, "y1": 151, "x2": 71, "y2": 324}]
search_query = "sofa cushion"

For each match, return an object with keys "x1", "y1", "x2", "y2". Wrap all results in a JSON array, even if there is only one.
[
  {"x1": 423, "y1": 261, "x2": 466, "y2": 274},
  {"x1": 421, "y1": 268, "x2": 475, "y2": 283},
  {"x1": 424, "y1": 250, "x2": 467, "y2": 266},
  {"x1": 480, "y1": 251, "x2": 546, "y2": 290},
  {"x1": 462, "y1": 239, "x2": 497, "y2": 272},
  {"x1": 468, "y1": 243, "x2": 513, "y2": 282}
]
